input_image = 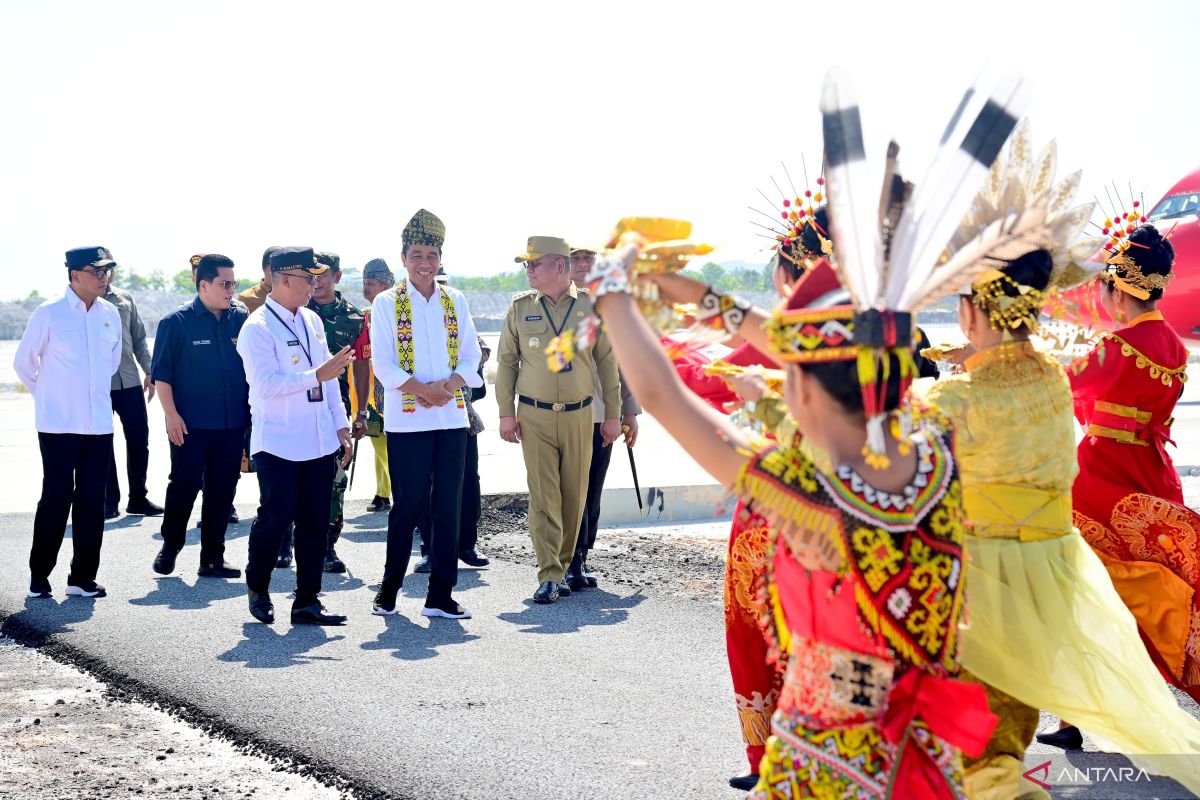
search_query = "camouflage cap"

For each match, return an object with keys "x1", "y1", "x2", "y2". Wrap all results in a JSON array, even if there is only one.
[{"x1": 315, "y1": 251, "x2": 341, "y2": 272}]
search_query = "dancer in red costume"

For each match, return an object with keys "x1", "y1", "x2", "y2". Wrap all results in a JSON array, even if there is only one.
[{"x1": 1045, "y1": 222, "x2": 1200, "y2": 749}]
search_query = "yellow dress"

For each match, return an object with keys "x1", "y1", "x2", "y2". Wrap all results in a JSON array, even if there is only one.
[{"x1": 919, "y1": 341, "x2": 1200, "y2": 798}]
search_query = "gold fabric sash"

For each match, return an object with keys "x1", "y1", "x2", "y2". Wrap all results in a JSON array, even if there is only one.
[{"x1": 963, "y1": 482, "x2": 1072, "y2": 542}]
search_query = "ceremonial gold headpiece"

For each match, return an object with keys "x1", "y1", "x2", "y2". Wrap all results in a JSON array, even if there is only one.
[
  {"x1": 948, "y1": 120, "x2": 1106, "y2": 333},
  {"x1": 749, "y1": 162, "x2": 833, "y2": 274}
]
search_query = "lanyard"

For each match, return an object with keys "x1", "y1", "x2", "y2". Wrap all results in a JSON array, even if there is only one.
[
  {"x1": 540, "y1": 296, "x2": 576, "y2": 337},
  {"x1": 265, "y1": 303, "x2": 313, "y2": 367}
]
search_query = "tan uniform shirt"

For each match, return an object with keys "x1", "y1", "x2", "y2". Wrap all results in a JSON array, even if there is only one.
[
  {"x1": 237, "y1": 281, "x2": 269, "y2": 314},
  {"x1": 496, "y1": 284, "x2": 621, "y2": 419}
]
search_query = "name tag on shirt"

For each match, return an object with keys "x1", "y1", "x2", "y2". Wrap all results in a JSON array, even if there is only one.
[
  {"x1": 287, "y1": 339, "x2": 300, "y2": 346},
  {"x1": 192, "y1": 339, "x2": 212, "y2": 346},
  {"x1": 524, "y1": 315, "x2": 543, "y2": 321}
]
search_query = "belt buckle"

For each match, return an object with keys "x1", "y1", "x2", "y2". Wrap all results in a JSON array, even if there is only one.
[{"x1": 552, "y1": 402, "x2": 565, "y2": 412}]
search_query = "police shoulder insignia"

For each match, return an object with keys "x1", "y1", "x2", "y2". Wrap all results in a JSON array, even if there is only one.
[{"x1": 511, "y1": 289, "x2": 536, "y2": 301}]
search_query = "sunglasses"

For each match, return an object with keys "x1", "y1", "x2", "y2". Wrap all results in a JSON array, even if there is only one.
[
  {"x1": 81, "y1": 266, "x2": 114, "y2": 278},
  {"x1": 204, "y1": 279, "x2": 238, "y2": 291}
]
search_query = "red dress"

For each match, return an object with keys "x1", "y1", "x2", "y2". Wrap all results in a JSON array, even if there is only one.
[
  {"x1": 665, "y1": 336, "x2": 783, "y2": 771},
  {"x1": 1069, "y1": 311, "x2": 1200, "y2": 697}
]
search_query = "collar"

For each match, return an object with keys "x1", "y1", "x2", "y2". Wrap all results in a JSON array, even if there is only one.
[
  {"x1": 313, "y1": 290, "x2": 343, "y2": 312},
  {"x1": 535, "y1": 282, "x2": 578, "y2": 304},
  {"x1": 265, "y1": 295, "x2": 303, "y2": 322},
  {"x1": 964, "y1": 340, "x2": 1036, "y2": 371},
  {"x1": 65, "y1": 285, "x2": 86, "y2": 310},
  {"x1": 1127, "y1": 310, "x2": 1164, "y2": 328},
  {"x1": 190, "y1": 295, "x2": 227, "y2": 319}
]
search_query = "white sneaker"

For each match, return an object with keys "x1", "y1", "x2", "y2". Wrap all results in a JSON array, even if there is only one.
[
  {"x1": 421, "y1": 601, "x2": 471, "y2": 619},
  {"x1": 66, "y1": 583, "x2": 107, "y2": 598}
]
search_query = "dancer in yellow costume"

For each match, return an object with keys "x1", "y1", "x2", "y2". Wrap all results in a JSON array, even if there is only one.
[{"x1": 917, "y1": 124, "x2": 1200, "y2": 799}]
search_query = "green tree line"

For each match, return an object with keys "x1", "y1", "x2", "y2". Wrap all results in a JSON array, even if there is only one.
[{"x1": 452, "y1": 262, "x2": 772, "y2": 293}]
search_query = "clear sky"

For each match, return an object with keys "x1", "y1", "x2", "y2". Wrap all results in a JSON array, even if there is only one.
[{"x1": 2, "y1": 0, "x2": 1197, "y2": 299}]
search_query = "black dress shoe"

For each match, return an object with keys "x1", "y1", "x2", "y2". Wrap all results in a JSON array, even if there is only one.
[
  {"x1": 323, "y1": 547, "x2": 346, "y2": 574},
  {"x1": 104, "y1": 507, "x2": 119, "y2": 521},
  {"x1": 367, "y1": 496, "x2": 392, "y2": 512},
  {"x1": 291, "y1": 603, "x2": 347, "y2": 626},
  {"x1": 126, "y1": 498, "x2": 164, "y2": 516},
  {"x1": 228, "y1": 506, "x2": 240, "y2": 524},
  {"x1": 581, "y1": 556, "x2": 598, "y2": 588},
  {"x1": 459, "y1": 549, "x2": 489, "y2": 567},
  {"x1": 152, "y1": 546, "x2": 179, "y2": 575},
  {"x1": 248, "y1": 590, "x2": 274, "y2": 624},
  {"x1": 413, "y1": 556, "x2": 432, "y2": 574},
  {"x1": 729, "y1": 774, "x2": 759, "y2": 790},
  {"x1": 1035, "y1": 725, "x2": 1083, "y2": 749},
  {"x1": 533, "y1": 581, "x2": 559, "y2": 604},
  {"x1": 557, "y1": 581, "x2": 572, "y2": 597},
  {"x1": 564, "y1": 573, "x2": 588, "y2": 592},
  {"x1": 198, "y1": 560, "x2": 241, "y2": 578}
]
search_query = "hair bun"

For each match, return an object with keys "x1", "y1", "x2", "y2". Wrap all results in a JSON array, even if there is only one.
[{"x1": 1128, "y1": 223, "x2": 1175, "y2": 275}]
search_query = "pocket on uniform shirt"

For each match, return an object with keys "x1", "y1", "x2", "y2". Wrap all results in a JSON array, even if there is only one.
[{"x1": 517, "y1": 319, "x2": 549, "y2": 350}]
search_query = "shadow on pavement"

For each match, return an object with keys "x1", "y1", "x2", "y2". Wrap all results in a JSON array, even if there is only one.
[
  {"x1": 217, "y1": 622, "x2": 346, "y2": 668},
  {"x1": 129, "y1": 576, "x2": 245, "y2": 610},
  {"x1": 497, "y1": 589, "x2": 646, "y2": 634},
  {"x1": 2, "y1": 595, "x2": 97, "y2": 640},
  {"x1": 360, "y1": 616, "x2": 480, "y2": 661}
]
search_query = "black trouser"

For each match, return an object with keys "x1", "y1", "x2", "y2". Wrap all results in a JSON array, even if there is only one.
[
  {"x1": 383, "y1": 429, "x2": 466, "y2": 604},
  {"x1": 31, "y1": 433, "x2": 112, "y2": 584},
  {"x1": 246, "y1": 451, "x2": 336, "y2": 608},
  {"x1": 571, "y1": 424, "x2": 612, "y2": 572},
  {"x1": 106, "y1": 385, "x2": 150, "y2": 509},
  {"x1": 160, "y1": 427, "x2": 245, "y2": 563},
  {"x1": 417, "y1": 432, "x2": 480, "y2": 557}
]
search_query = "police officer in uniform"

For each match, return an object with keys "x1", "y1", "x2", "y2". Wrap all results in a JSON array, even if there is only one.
[
  {"x1": 495, "y1": 236, "x2": 621, "y2": 604},
  {"x1": 236, "y1": 247, "x2": 353, "y2": 626},
  {"x1": 307, "y1": 251, "x2": 369, "y2": 573}
]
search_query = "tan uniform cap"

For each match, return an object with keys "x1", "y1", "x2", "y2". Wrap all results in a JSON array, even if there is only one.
[{"x1": 514, "y1": 236, "x2": 571, "y2": 264}]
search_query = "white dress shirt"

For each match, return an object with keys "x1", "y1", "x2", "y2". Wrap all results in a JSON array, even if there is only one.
[
  {"x1": 14, "y1": 286, "x2": 122, "y2": 435},
  {"x1": 236, "y1": 296, "x2": 349, "y2": 461},
  {"x1": 371, "y1": 282, "x2": 483, "y2": 434}
]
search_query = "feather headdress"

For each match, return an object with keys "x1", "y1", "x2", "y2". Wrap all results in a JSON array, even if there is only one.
[{"x1": 768, "y1": 67, "x2": 1032, "y2": 467}]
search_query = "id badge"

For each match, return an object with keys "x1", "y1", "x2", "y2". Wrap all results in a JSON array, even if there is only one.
[{"x1": 307, "y1": 384, "x2": 324, "y2": 403}]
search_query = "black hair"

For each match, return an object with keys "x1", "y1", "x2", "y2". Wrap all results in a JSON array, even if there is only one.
[
  {"x1": 196, "y1": 254, "x2": 235, "y2": 286},
  {"x1": 776, "y1": 206, "x2": 830, "y2": 282},
  {"x1": 1122, "y1": 224, "x2": 1175, "y2": 302},
  {"x1": 972, "y1": 248, "x2": 1053, "y2": 332},
  {"x1": 262, "y1": 246, "x2": 280, "y2": 270},
  {"x1": 798, "y1": 353, "x2": 906, "y2": 415},
  {"x1": 402, "y1": 244, "x2": 443, "y2": 257}
]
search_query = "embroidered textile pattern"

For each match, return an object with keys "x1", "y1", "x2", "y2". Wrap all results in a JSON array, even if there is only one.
[
  {"x1": 1076, "y1": 334, "x2": 1189, "y2": 387},
  {"x1": 779, "y1": 637, "x2": 894, "y2": 726},
  {"x1": 394, "y1": 281, "x2": 464, "y2": 413},
  {"x1": 737, "y1": 432, "x2": 965, "y2": 675},
  {"x1": 749, "y1": 710, "x2": 966, "y2": 800},
  {"x1": 1076, "y1": 495, "x2": 1200, "y2": 683},
  {"x1": 736, "y1": 688, "x2": 779, "y2": 748},
  {"x1": 726, "y1": 520, "x2": 772, "y2": 626}
]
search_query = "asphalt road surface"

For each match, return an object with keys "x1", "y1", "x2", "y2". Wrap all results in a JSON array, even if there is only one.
[{"x1": 2, "y1": 506, "x2": 1199, "y2": 799}]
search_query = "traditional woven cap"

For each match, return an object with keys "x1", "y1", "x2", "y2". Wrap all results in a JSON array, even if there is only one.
[
  {"x1": 402, "y1": 209, "x2": 446, "y2": 248},
  {"x1": 363, "y1": 258, "x2": 394, "y2": 284},
  {"x1": 515, "y1": 236, "x2": 571, "y2": 263},
  {"x1": 765, "y1": 259, "x2": 858, "y2": 363}
]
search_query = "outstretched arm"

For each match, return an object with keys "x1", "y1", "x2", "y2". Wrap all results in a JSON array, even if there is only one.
[
  {"x1": 593, "y1": 290, "x2": 750, "y2": 488},
  {"x1": 643, "y1": 272, "x2": 782, "y2": 367}
]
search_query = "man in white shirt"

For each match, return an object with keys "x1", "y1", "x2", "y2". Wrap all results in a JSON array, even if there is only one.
[
  {"x1": 14, "y1": 247, "x2": 123, "y2": 599},
  {"x1": 236, "y1": 247, "x2": 354, "y2": 626},
  {"x1": 370, "y1": 209, "x2": 482, "y2": 620}
]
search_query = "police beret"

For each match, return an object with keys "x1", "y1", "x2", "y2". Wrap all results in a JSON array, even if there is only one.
[{"x1": 65, "y1": 246, "x2": 116, "y2": 270}]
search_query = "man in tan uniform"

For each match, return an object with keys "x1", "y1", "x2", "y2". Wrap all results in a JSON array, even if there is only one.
[
  {"x1": 496, "y1": 236, "x2": 621, "y2": 604},
  {"x1": 236, "y1": 246, "x2": 280, "y2": 313}
]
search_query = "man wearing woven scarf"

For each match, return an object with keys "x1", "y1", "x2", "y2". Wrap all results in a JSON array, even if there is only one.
[{"x1": 368, "y1": 209, "x2": 483, "y2": 620}]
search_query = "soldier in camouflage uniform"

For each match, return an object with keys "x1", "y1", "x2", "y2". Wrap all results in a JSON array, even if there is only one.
[{"x1": 307, "y1": 251, "x2": 370, "y2": 573}]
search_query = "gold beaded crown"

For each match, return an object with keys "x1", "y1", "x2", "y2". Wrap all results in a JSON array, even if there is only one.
[{"x1": 749, "y1": 163, "x2": 833, "y2": 274}]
